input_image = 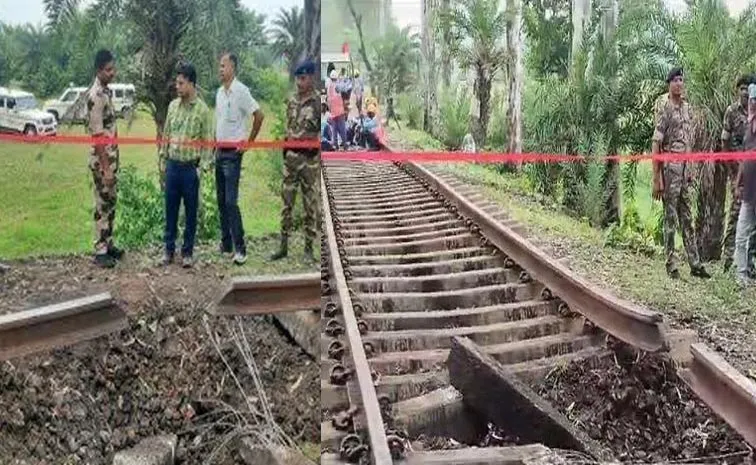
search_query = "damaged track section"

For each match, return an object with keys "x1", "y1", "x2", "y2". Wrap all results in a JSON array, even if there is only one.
[
  {"x1": 321, "y1": 158, "x2": 756, "y2": 464},
  {"x1": 0, "y1": 293, "x2": 127, "y2": 361}
]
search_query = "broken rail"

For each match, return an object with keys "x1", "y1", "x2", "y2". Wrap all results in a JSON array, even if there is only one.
[
  {"x1": 0, "y1": 293, "x2": 127, "y2": 361},
  {"x1": 397, "y1": 158, "x2": 756, "y2": 449}
]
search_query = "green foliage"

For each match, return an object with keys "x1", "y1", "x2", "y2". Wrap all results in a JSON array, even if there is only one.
[
  {"x1": 369, "y1": 24, "x2": 421, "y2": 102},
  {"x1": 604, "y1": 202, "x2": 659, "y2": 256},
  {"x1": 114, "y1": 164, "x2": 220, "y2": 249},
  {"x1": 270, "y1": 6, "x2": 306, "y2": 78},
  {"x1": 486, "y1": 91, "x2": 509, "y2": 151},
  {"x1": 437, "y1": 86, "x2": 472, "y2": 150},
  {"x1": 114, "y1": 165, "x2": 164, "y2": 248},
  {"x1": 523, "y1": 0, "x2": 571, "y2": 78},
  {"x1": 396, "y1": 91, "x2": 424, "y2": 130}
]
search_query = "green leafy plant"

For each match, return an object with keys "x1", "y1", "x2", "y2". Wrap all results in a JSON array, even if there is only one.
[
  {"x1": 114, "y1": 164, "x2": 221, "y2": 249},
  {"x1": 396, "y1": 91, "x2": 424, "y2": 130},
  {"x1": 437, "y1": 86, "x2": 471, "y2": 150}
]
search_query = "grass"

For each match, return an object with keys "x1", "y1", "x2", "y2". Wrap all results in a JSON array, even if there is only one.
[{"x1": 0, "y1": 106, "x2": 284, "y2": 260}]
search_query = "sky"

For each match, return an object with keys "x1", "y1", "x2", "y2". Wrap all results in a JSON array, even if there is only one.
[{"x1": 0, "y1": 0, "x2": 302, "y2": 27}]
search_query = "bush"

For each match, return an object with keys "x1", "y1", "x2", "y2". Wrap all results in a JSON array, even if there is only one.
[
  {"x1": 396, "y1": 91, "x2": 424, "y2": 130},
  {"x1": 604, "y1": 202, "x2": 659, "y2": 256},
  {"x1": 437, "y1": 87, "x2": 471, "y2": 150},
  {"x1": 114, "y1": 165, "x2": 220, "y2": 250},
  {"x1": 487, "y1": 91, "x2": 509, "y2": 151}
]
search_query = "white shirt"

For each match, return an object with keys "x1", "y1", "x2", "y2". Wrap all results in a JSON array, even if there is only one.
[{"x1": 215, "y1": 77, "x2": 260, "y2": 143}]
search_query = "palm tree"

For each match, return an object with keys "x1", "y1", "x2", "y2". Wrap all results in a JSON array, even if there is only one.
[
  {"x1": 270, "y1": 6, "x2": 306, "y2": 79},
  {"x1": 369, "y1": 24, "x2": 421, "y2": 118},
  {"x1": 441, "y1": 0, "x2": 509, "y2": 147}
]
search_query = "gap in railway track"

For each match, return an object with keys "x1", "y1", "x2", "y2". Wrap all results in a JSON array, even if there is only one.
[{"x1": 320, "y1": 159, "x2": 756, "y2": 465}]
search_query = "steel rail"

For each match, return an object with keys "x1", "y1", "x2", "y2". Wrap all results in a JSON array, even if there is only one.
[
  {"x1": 0, "y1": 293, "x2": 126, "y2": 361},
  {"x1": 404, "y1": 162, "x2": 668, "y2": 353},
  {"x1": 321, "y1": 171, "x2": 394, "y2": 464},
  {"x1": 211, "y1": 273, "x2": 321, "y2": 316},
  {"x1": 678, "y1": 343, "x2": 756, "y2": 447}
]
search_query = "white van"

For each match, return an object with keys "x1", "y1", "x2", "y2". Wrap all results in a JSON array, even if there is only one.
[
  {"x1": 0, "y1": 87, "x2": 57, "y2": 136},
  {"x1": 44, "y1": 83, "x2": 136, "y2": 122}
]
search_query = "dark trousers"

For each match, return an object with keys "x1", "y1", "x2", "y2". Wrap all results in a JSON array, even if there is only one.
[
  {"x1": 332, "y1": 114, "x2": 347, "y2": 148},
  {"x1": 165, "y1": 159, "x2": 199, "y2": 257},
  {"x1": 215, "y1": 149, "x2": 245, "y2": 254}
]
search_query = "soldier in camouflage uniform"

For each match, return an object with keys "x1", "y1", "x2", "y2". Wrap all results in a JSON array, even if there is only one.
[
  {"x1": 651, "y1": 67, "x2": 710, "y2": 279},
  {"x1": 271, "y1": 59, "x2": 321, "y2": 262},
  {"x1": 87, "y1": 50, "x2": 122, "y2": 268},
  {"x1": 721, "y1": 75, "x2": 753, "y2": 272}
]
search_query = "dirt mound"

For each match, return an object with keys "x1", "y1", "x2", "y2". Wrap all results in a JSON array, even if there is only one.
[
  {"x1": 536, "y1": 347, "x2": 749, "y2": 463},
  {"x1": 0, "y1": 302, "x2": 318, "y2": 464}
]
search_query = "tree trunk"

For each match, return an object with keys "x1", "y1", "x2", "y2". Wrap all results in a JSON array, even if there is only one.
[
  {"x1": 506, "y1": 0, "x2": 523, "y2": 155},
  {"x1": 305, "y1": 0, "x2": 321, "y2": 72},
  {"x1": 571, "y1": 0, "x2": 591, "y2": 68},
  {"x1": 440, "y1": 0, "x2": 451, "y2": 88},
  {"x1": 422, "y1": 0, "x2": 438, "y2": 134},
  {"x1": 600, "y1": 0, "x2": 620, "y2": 227},
  {"x1": 346, "y1": 0, "x2": 373, "y2": 74},
  {"x1": 472, "y1": 64, "x2": 491, "y2": 147},
  {"x1": 695, "y1": 162, "x2": 728, "y2": 261}
]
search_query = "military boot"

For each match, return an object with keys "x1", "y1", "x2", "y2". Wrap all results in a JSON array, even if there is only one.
[{"x1": 270, "y1": 237, "x2": 288, "y2": 261}]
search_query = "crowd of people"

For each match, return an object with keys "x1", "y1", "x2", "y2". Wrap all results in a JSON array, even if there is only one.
[
  {"x1": 320, "y1": 63, "x2": 382, "y2": 151},
  {"x1": 653, "y1": 68, "x2": 756, "y2": 285},
  {"x1": 84, "y1": 49, "x2": 319, "y2": 269}
]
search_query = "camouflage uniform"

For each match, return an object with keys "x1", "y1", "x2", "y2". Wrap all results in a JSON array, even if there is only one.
[
  {"x1": 280, "y1": 87, "x2": 321, "y2": 251},
  {"x1": 721, "y1": 100, "x2": 749, "y2": 264},
  {"x1": 653, "y1": 95, "x2": 702, "y2": 273},
  {"x1": 86, "y1": 77, "x2": 119, "y2": 256}
]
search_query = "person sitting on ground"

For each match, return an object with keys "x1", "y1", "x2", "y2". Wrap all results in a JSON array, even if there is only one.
[
  {"x1": 361, "y1": 103, "x2": 381, "y2": 150},
  {"x1": 733, "y1": 83, "x2": 756, "y2": 286},
  {"x1": 321, "y1": 102, "x2": 333, "y2": 151}
]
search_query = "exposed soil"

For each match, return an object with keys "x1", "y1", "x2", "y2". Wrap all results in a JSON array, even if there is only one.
[
  {"x1": 536, "y1": 344, "x2": 751, "y2": 463},
  {"x1": 0, "y1": 240, "x2": 319, "y2": 465}
]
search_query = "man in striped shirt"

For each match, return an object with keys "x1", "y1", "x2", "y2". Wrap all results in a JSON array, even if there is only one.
[{"x1": 159, "y1": 63, "x2": 213, "y2": 268}]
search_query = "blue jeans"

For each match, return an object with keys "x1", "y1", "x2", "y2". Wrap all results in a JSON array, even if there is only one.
[
  {"x1": 734, "y1": 201, "x2": 756, "y2": 278},
  {"x1": 165, "y1": 159, "x2": 199, "y2": 257},
  {"x1": 215, "y1": 149, "x2": 246, "y2": 254}
]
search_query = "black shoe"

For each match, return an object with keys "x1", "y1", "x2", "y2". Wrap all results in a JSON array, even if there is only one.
[
  {"x1": 668, "y1": 269, "x2": 680, "y2": 279},
  {"x1": 107, "y1": 246, "x2": 124, "y2": 260},
  {"x1": 723, "y1": 259, "x2": 733, "y2": 273},
  {"x1": 691, "y1": 266, "x2": 711, "y2": 279},
  {"x1": 94, "y1": 253, "x2": 116, "y2": 268}
]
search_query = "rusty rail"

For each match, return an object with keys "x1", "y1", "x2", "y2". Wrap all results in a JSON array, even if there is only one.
[
  {"x1": 404, "y1": 162, "x2": 668, "y2": 353},
  {"x1": 0, "y1": 293, "x2": 126, "y2": 361},
  {"x1": 211, "y1": 273, "x2": 321, "y2": 316},
  {"x1": 678, "y1": 343, "x2": 756, "y2": 447},
  {"x1": 321, "y1": 171, "x2": 394, "y2": 464}
]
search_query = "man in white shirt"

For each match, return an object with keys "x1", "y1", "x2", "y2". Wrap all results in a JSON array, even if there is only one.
[{"x1": 215, "y1": 52, "x2": 264, "y2": 265}]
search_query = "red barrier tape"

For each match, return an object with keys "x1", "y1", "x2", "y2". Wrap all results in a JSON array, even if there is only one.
[
  {"x1": 5, "y1": 133, "x2": 756, "y2": 162},
  {"x1": 321, "y1": 150, "x2": 756, "y2": 163},
  {"x1": 0, "y1": 133, "x2": 319, "y2": 150}
]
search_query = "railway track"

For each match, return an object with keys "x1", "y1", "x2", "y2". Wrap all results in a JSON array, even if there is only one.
[{"x1": 319, "y1": 157, "x2": 756, "y2": 464}]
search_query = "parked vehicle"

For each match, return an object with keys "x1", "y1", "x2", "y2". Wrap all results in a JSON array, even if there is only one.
[
  {"x1": 44, "y1": 83, "x2": 136, "y2": 123},
  {"x1": 0, "y1": 87, "x2": 57, "y2": 136}
]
